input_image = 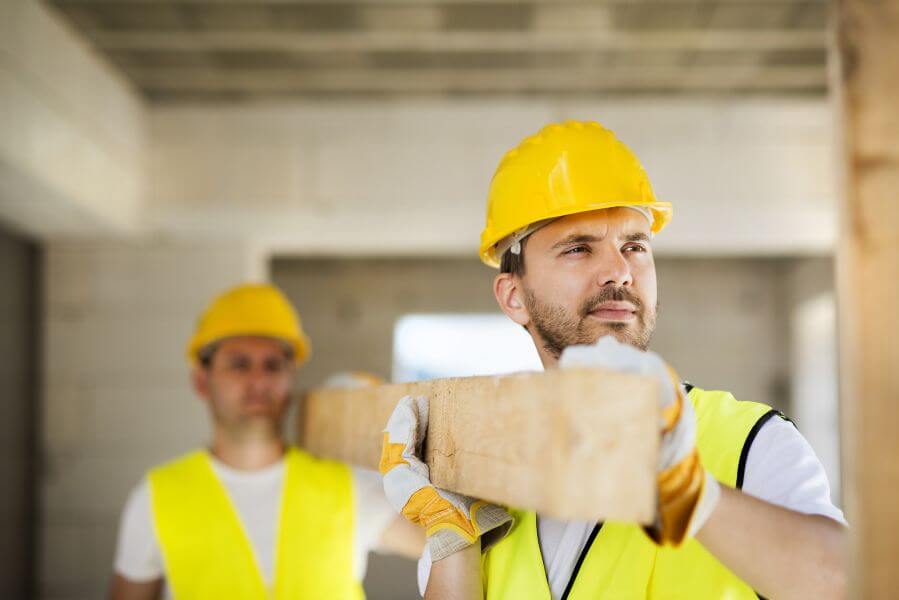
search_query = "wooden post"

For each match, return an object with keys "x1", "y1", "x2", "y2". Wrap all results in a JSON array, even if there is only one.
[
  {"x1": 299, "y1": 368, "x2": 659, "y2": 523},
  {"x1": 832, "y1": 0, "x2": 899, "y2": 595}
]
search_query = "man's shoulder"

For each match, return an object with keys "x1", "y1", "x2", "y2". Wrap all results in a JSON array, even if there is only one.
[
  {"x1": 286, "y1": 446, "x2": 353, "y2": 483},
  {"x1": 688, "y1": 385, "x2": 791, "y2": 487},
  {"x1": 120, "y1": 474, "x2": 153, "y2": 525},
  {"x1": 687, "y1": 385, "x2": 783, "y2": 424},
  {"x1": 146, "y1": 449, "x2": 209, "y2": 483}
]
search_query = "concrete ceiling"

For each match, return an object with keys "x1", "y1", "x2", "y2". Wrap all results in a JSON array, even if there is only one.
[{"x1": 47, "y1": 0, "x2": 830, "y2": 101}]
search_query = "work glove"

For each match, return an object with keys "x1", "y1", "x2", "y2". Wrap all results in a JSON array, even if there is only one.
[
  {"x1": 560, "y1": 335, "x2": 720, "y2": 546},
  {"x1": 379, "y1": 395, "x2": 513, "y2": 561}
]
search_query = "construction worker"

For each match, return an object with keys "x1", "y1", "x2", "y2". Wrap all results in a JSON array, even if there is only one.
[
  {"x1": 110, "y1": 283, "x2": 423, "y2": 600},
  {"x1": 380, "y1": 121, "x2": 847, "y2": 599}
]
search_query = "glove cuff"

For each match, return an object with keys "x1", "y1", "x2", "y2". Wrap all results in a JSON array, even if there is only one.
[
  {"x1": 429, "y1": 529, "x2": 477, "y2": 562},
  {"x1": 647, "y1": 456, "x2": 719, "y2": 546},
  {"x1": 429, "y1": 503, "x2": 514, "y2": 562},
  {"x1": 473, "y1": 503, "x2": 514, "y2": 553}
]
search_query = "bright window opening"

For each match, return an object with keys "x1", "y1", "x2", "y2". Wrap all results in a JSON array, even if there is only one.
[{"x1": 392, "y1": 314, "x2": 543, "y2": 383}]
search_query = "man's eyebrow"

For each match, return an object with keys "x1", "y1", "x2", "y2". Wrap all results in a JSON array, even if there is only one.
[
  {"x1": 550, "y1": 232, "x2": 650, "y2": 249},
  {"x1": 550, "y1": 234, "x2": 601, "y2": 250},
  {"x1": 624, "y1": 232, "x2": 651, "y2": 243}
]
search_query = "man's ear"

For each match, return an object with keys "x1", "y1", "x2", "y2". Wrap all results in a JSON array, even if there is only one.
[
  {"x1": 191, "y1": 365, "x2": 211, "y2": 402},
  {"x1": 493, "y1": 273, "x2": 530, "y2": 327}
]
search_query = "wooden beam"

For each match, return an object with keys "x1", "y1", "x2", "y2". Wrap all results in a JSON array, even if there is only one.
[
  {"x1": 832, "y1": 0, "x2": 899, "y2": 596},
  {"x1": 91, "y1": 30, "x2": 827, "y2": 53},
  {"x1": 299, "y1": 368, "x2": 659, "y2": 523},
  {"x1": 129, "y1": 65, "x2": 826, "y2": 94}
]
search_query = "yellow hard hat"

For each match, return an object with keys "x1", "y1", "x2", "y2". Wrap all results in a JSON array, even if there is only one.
[
  {"x1": 479, "y1": 120, "x2": 673, "y2": 268},
  {"x1": 186, "y1": 283, "x2": 311, "y2": 366}
]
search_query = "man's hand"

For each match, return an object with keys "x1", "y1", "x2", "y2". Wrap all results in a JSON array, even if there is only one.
[
  {"x1": 379, "y1": 395, "x2": 513, "y2": 561},
  {"x1": 560, "y1": 335, "x2": 718, "y2": 546}
]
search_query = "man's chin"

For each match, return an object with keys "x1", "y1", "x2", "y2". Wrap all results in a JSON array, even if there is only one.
[
  {"x1": 239, "y1": 408, "x2": 281, "y2": 422},
  {"x1": 586, "y1": 319, "x2": 628, "y2": 338},
  {"x1": 584, "y1": 322, "x2": 648, "y2": 350},
  {"x1": 233, "y1": 404, "x2": 283, "y2": 426},
  {"x1": 240, "y1": 396, "x2": 285, "y2": 414}
]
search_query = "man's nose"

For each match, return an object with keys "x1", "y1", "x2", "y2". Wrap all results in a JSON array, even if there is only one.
[
  {"x1": 247, "y1": 364, "x2": 275, "y2": 387},
  {"x1": 596, "y1": 248, "x2": 633, "y2": 287}
]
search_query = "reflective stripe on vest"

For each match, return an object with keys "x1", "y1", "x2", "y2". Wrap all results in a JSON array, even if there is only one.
[
  {"x1": 149, "y1": 447, "x2": 364, "y2": 600},
  {"x1": 482, "y1": 387, "x2": 784, "y2": 599}
]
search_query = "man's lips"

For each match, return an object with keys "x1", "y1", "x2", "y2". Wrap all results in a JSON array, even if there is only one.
[{"x1": 588, "y1": 301, "x2": 637, "y2": 322}]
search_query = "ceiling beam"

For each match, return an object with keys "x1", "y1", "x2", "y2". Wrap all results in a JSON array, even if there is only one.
[
  {"x1": 130, "y1": 65, "x2": 826, "y2": 93},
  {"x1": 91, "y1": 29, "x2": 827, "y2": 53}
]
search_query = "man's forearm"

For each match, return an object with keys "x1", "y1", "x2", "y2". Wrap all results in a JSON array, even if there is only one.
[
  {"x1": 696, "y1": 484, "x2": 847, "y2": 600},
  {"x1": 425, "y1": 543, "x2": 483, "y2": 600}
]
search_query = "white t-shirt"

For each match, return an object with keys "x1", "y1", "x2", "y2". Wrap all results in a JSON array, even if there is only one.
[
  {"x1": 114, "y1": 454, "x2": 396, "y2": 597},
  {"x1": 417, "y1": 415, "x2": 847, "y2": 598}
]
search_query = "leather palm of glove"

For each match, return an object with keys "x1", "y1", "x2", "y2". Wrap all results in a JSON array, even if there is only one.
[
  {"x1": 379, "y1": 395, "x2": 513, "y2": 561},
  {"x1": 560, "y1": 335, "x2": 720, "y2": 547}
]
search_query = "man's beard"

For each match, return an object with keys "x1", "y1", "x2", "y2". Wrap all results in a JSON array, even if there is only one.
[
  {"x1": 523, "y1": 286, "x2": 657, "y2": 358},
  {"x1": 209, "y1": 391, "x2": 287, "y2": 440}
]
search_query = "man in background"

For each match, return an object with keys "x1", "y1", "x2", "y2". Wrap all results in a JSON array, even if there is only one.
[{"x1": 110, "y1": 283, "x2": 422, "y2": 599}]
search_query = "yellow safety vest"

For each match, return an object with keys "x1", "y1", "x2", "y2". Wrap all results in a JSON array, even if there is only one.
[
  {"x1": 148, "y1": 446, "x2": 364, "y2": 600},
  {"x1": 482, "y1": 386, "x2": 784, "y2": 599}
]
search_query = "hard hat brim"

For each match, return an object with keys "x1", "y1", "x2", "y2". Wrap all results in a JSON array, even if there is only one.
[
  {"x1": 479, "y1": 200, "x2": 673, "y2": 268},
  {"x1": 187, "y1": 331, "x2": 311, "y2": 367}
]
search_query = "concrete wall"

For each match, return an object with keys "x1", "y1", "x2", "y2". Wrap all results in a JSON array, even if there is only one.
[
  {"x1": 38, "y1": 240, "x2": 259, "y2": 600},
  {"x1": 0, "y1": 227, "x2": 39, "y2": 598},
  {"x1": 149, "y1": 98, "x2": 835, "y2": 257},
  {"x1": 0, "y1": 0, "x2": 145, "y2": 238},
  {"x1": 273, "y1": 258, "x2": 496, "y2": 390},
  {"x1": 652, "y1": 258, "x2": 792, "y2": 412}
]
